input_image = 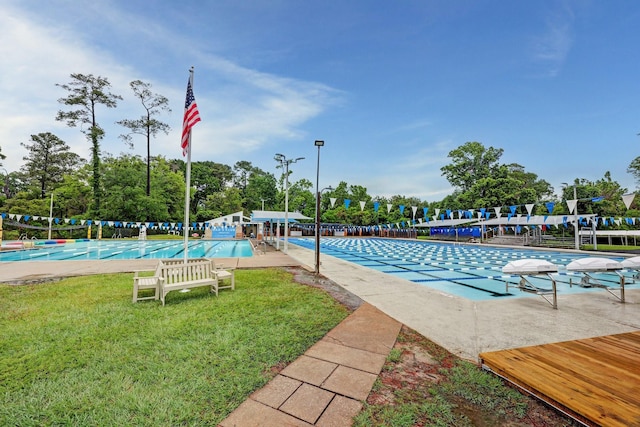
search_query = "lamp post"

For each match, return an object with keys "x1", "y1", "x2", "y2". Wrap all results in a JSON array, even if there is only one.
[
  {"x1": 274, "y1": 153, "x2": 304, "y2": 253},
  {"x1": 315, "y1": 185, "x2": 333, "y2": 274},
  {"x1": 314, "y1": 140, "x2": 325, "y2": 274}
]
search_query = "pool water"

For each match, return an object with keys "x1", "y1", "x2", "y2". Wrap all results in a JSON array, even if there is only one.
[
  {"x1": 288, "y1": 238, "x2": 630, "y2": 301},
  {"x1": 0, "y1": 239, "x2": 253, "y2": 261}
]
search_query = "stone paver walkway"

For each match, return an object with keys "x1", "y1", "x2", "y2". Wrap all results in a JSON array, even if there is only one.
[{"x1": 219, "y1": 303, "x2": 402, "y2": 427}]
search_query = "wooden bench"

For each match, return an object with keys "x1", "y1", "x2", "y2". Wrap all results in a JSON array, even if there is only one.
[
  {"x1": 133, "y1": 258, "x2": 233, "y2": 306},
  {"x1": 211, "y1": 259, "x2": 235, "y2": 292},
  {"x1": 132, "y1": 262, "x2": 163, "y2": 303}
]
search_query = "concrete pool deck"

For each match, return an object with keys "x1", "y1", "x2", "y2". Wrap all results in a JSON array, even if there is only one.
[{"x1": 283, "y1": 244, "x2": 640, "y2": 360}]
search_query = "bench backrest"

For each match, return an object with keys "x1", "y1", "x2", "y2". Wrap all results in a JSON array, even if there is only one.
[{"x1": 157, "y1": 259, "x2": 213, "y2": 285}]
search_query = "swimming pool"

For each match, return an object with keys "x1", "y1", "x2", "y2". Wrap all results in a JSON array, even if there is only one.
[
  {"x1": 0, "y1": 239, "x2": 253, "y2": 261},
  {"x1": 288, "y1": 238, "x2": 631, "y2": 301}
]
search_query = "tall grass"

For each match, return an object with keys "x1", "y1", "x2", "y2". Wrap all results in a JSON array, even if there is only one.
[{"x1": 0, "y1": 268, "x2": 348, "y2": 426}]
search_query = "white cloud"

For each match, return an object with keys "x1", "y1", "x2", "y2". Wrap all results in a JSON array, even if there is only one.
[
  {"x1": 353, "y1": 140, "x2": 454, "y2": 200},
  {"x1": 0, "y1": 2, "x2": 341, "y2": 171},
  {"x1": 530, "y1": 5, "x2": 575, "y2": 77}
]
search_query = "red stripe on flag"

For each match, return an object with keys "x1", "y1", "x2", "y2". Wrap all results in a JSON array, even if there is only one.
[{"x1": 181, "y1": 78, "x2": 201, "y2": 156}]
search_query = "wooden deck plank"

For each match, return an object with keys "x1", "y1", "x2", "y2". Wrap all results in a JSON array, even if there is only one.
[
  {"x1": 483, "y1": 350, "x2": 638, "y2": 426},
  {"x1": 480, "y1": 331, "x2": 640, "y2": 427}
]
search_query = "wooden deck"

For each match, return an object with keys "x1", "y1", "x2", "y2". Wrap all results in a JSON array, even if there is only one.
[{"x1": 479, "y1": 331, "x2": 640, "y2": 427}]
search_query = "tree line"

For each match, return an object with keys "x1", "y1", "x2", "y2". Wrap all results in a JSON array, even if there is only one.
[{"x1": 0, "y1": 73, "x2": 638, "y2": 231}]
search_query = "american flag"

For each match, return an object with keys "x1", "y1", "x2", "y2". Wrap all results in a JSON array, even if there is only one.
[{"x1": 181, "y1": 77, "x2": 201, "y2": 156}]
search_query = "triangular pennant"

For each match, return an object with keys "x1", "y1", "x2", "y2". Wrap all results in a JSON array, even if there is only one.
[
  {"x1": 330, "y1": 197, "x2": 337, "y2": 208},
  {"x1": 525, "y1": 203, "x2": 534, "y2": 215},
  {"x1": 622, "y1": 193, "x2": 636, "y2": 210},
  {"x1": 359, "y1": 201, "x2": 366, "y2": 211},
  {"x1": 566, "y1": 199, "x2": 577, "y2": 214},
  {"x1": 545, "y1": 202, "x2": 555, "y2": 214}
]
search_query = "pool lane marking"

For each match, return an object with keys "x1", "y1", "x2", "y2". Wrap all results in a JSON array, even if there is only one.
[{"x1": 316, "y1": 244, "x2": 512, "y2": 297}]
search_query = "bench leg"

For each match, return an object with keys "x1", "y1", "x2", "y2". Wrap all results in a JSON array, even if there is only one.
[
  {"x1": 133, "y1": 284, "x2": 139, "y2": 303},
  {"x1": 133, "y1": 282, "x2": 160, "y2": 303},
  {"x1": 210, "y1": 277, "x2": 219, "y2": 297}
]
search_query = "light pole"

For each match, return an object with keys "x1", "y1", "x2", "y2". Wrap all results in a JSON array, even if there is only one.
[
  {"x1": 314, "y1": 140, "x2": 324, "y2": 274},
  {"x1": 315, "y1": 185, "x2": 333, "y2": 274},
  {"x1": 274, "y1": 153, "x2": 304, "y2": 253}
]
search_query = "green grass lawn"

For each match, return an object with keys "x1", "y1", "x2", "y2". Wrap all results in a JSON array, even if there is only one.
[
  {"x1": 584, "y1": 244, "x2": 640, "y2": 252},
  {"x1": 0, "y1": 268, "x2": 349, "y2": 426}
]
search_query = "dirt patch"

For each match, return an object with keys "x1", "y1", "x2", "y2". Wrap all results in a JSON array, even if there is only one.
[
  {"x1": 287, "y1": 266, "x2": 363, "y2": 311},
  {"x1": 369, "y1": 327, "x2": 580, "y2": 426}
]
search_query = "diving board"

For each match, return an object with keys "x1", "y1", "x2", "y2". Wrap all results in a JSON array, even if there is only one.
[
  {"x1": 503, "y1": 259, "x2": 559, "y2": 309},
  {"x1": 567, "y1": 257, "x2": 626, "y2": 303}
]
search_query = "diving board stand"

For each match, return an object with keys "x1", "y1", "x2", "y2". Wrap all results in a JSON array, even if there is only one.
[
  {"x1": 502, "y1": 259, "x2": 558, "y2": 309},
  {"x1": 567, "y1": 257, "x2": 626, "y2": 303},
  {"x1": 622, "y1": 256, "x2": 640, "y2": 283}
]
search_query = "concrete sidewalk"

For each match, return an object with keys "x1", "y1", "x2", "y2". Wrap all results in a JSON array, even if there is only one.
[{"x1": 220, "y1": 303, "x2": 401, "y2": 426}]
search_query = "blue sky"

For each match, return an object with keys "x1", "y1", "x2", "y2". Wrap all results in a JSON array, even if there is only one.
[{"x1": 1, "y1": 0, "x2": 638, "y2": 202}]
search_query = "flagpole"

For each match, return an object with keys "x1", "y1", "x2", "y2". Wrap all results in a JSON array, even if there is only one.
[
  {"x1": 183, "y1": 132, "x2": 192, "y2": 261},
  {"x1": 183, "y1": 67, "x2": 195, "y2": 261}
]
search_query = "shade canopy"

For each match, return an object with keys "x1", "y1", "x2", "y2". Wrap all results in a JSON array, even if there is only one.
[
  {"x1": 250, "y1": 210, "x2": 312, "y2": 223},
  {"x1": 502, "y1": 259, "x2": 558, "y2": 275},
  {"x1": 566, "y1": 257, "x2": 623, "y2": 272}
]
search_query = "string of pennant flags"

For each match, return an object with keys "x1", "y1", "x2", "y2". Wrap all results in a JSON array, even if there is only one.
[
  {"x1": 330, "y1": 193, "x2": 638, "y2": 227},
  {"x1": 0, "y1": 213, "x2": 229, "y2": 232},
  {"x1": 1, "y1": 192, "x2": 637, "y2": 232}
]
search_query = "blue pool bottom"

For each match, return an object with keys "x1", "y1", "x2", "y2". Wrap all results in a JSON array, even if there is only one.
[
  {"x1": 0, "y1": 239, "x2": 253, "y2": 261},
  {"x1": 288, "y1": 237, "x2": 628, "y2": 301}
]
